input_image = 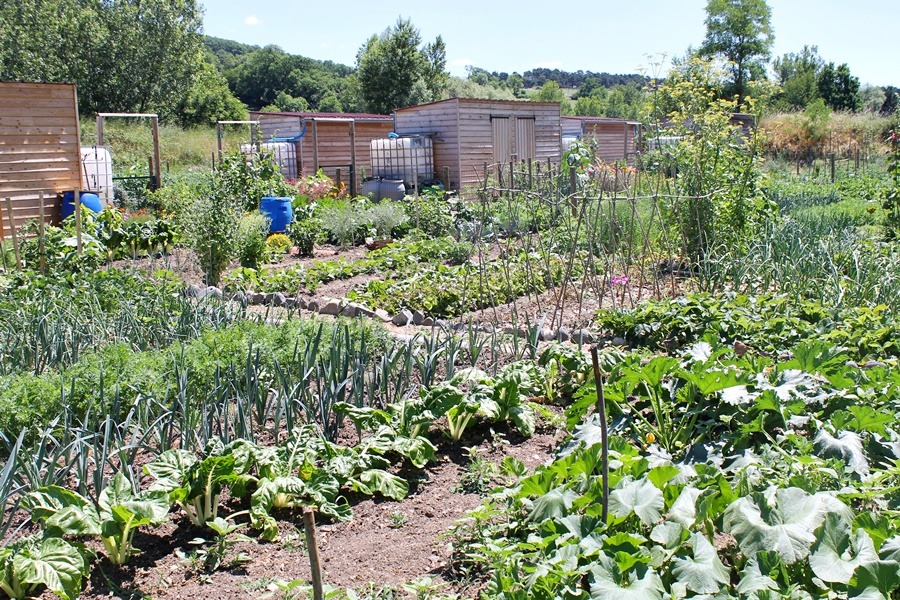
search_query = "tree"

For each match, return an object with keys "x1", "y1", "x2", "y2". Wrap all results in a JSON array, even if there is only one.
[
  {"x1": 356, "y1": 18, "x2": 448, "y2": 114},
  {"x1": 858, "y1": 85, "x2": 886, "y2": 114},
  {"x1": 772, "y1": 46, "x2": 822, "y2": 110},
  {"x1": 699, "y1": 0, "x2": 774, "y2": 104},
  {"x1": 817, "y1": 62, "x2": 860, "y2": 111},
  {"x1": 177, "y1": 53, "x2": 248, "y2": 126},
  {"x1": 882, "y1": 87, "x2": 900, "y2": 117},
  {"x1": 0, "y1": 0, "x2": 205, "y2": 118},
  {"x1": 227, "y1": 46, "x2": 296, "y2": 109}
]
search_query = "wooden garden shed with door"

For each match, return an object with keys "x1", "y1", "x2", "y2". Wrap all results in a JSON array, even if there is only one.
[
  {"x1": 0, "y1": 82, "x2": 82, "y2": 238},
  {"x1": 393, "y1": 98, "x2": 562, "y2": 192},
  {"x1": 250, "y1": 111, "x2": 394, "y2": 189},
  {"x1": 561, "y1": 116, "x2": 641, "y2": 165}
]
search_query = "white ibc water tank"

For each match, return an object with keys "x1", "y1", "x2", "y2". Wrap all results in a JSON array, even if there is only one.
[
  {"x1": 240, "y1": 142, "x2": 298, "y2": 181},
  {"x1": 80, "y1": 146, "x2": 113, "y2": 205},
  {"x1": 370, "y1": 136, "x2": 434, "y2": 185}
]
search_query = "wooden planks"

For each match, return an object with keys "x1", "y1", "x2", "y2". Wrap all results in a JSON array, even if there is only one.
[{"x1": 0, "y1": 83, "x2": 80, "y2": 237}]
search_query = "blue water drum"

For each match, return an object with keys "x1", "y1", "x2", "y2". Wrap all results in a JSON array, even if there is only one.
[
  {"x1": 260, "y1": 197, "x2": 294, "y2": 233},
  {"x1": 61, "y1": 191, "x2": 103, "y2": 219}
]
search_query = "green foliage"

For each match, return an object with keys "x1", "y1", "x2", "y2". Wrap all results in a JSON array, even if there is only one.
[
  {"x1": 0, "y1": 535, "x2": 89, "y2": 600},
  {"x1": 652, "y1": 58, "x2": 771, "y2": 262},
  {"x1": 356, "y1": 18, "x2": 448, "y2": 114},
  {"x1": 699, "y1": 0, "x2": 774, "y2": 103},
  {"x1": 818, "y1": 62, "x2": 861, "y2": 112},
  {"x1": 266, "y1": 233, "x2": 292, "y2": 256},
  {"x1": 882, "y1": 130, "x2": 900, "y2": 238},
  {"x1": 236, "y1": 213, "x2": 271, "y2": 269},
  {"x1": 215, "y1": 152, "x2": 295, "y2": 213},
  {"x1": 286, "y1": 217, "x2": 323, "y2": 257},
  {"x1": 0, "y1": 0, "x2": 204, "y2": 120},
  {"x1": 183, "y1": 192, "x2": 241, "y2": 286},
  {"x1": 366, "y1": 202, "x2": 409, "y2": 239}
]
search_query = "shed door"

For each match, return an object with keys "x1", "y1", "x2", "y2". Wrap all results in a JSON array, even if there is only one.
[
  {"x1": 491, "y1": 117, "x2": 511, "y2": 164},
  {"x1": 515, "y1": 117, "x2": 535, "y2": 163},
  {"x1": 492, "y1": 116, "x2": 536, "y2": 164}
]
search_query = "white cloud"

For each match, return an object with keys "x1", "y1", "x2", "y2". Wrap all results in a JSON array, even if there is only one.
[
  {"x1": 533, "y1": 60, "x2": 564, "y2": 69},
  {"x1": 244, "y1": 15, "x2": 261, "y2": 26}
]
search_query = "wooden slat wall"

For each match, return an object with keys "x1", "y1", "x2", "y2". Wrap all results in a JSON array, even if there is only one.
[
  {"x1": 395, "y1": 99, "x2": 561, "y2": 192},
  {"x1": 393, "y1": 98, "x2": 461, "y2": 190},
  {"x1": 583, "y1": 122, "x2": 637, "y2": 164},
  {"x1": 457, "y1": 99, "x2": 560, "y2": 190},
  {"x1": 0, "y1": 82, "x2": 81, "y2": 237},
  {"x1": 254, "y1": 114, "x2": 393, "y2": 182}
]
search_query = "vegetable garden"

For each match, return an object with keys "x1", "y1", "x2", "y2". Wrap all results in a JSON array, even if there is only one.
[{"x1": 3, "y1": 84, "x2": 900, "y2": 599}]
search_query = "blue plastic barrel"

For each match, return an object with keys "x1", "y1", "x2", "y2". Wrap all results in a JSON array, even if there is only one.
[
  {"x1": 61, "y1": 191, "x2": 103, "y2": 219},
  {"x1": 260, "y1": 197, "x2": 293, "y2": 233}
]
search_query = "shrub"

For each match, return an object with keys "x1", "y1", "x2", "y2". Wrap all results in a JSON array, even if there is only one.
[
  {"x1": 236, "y1": 212, "x2": 271, "y2": 269},
  {"x1": 287, "y1": 218, "x2": 322, "y2": 257},
  {"x1": 266, "y1": 233, "x2": 292, "y2": 256},
  {"x1": 405, "y1": 191, "x2": 453, "y2": 238},
  {"x1": 321, "y1": 203, "x2": 367, "y2": 246},
  {"x1": 183, "y1": 194, "x2": 242, "y2": 286},
  {"x1": 365, "y1": 201, "x2": 409, "y2": 239}
]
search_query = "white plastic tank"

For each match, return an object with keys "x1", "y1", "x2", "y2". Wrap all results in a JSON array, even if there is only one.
[
  {"x1": 370, "y1": 136, "x2": 434, "y2": 186},
  {"x1": 240, "y1": 142, "x2": 298, "y2": 181},
  {"x1": 80, "y1": 146, "x2": 113, "y2": 205}
]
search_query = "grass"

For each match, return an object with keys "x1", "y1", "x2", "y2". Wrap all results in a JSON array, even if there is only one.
[{"x1": 79, "y1": 119, "x2": 251, "y2": 175}]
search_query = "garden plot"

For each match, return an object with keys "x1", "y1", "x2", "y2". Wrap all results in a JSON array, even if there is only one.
[{"x1": 3, "y1": 105, "x2": 900, "y2": 599}]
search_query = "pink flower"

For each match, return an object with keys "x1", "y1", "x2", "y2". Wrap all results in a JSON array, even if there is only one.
[{"x1": 611, "y1": 275, "x2": 629, "y2": 287}]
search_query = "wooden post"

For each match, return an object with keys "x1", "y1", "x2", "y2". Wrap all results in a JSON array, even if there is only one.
[
  {"x1": 311, "y1": 120, "x2": 319, "y2": 173},
  {"x1": 96, "y1": 115, "x2": 104, "y2": 147},
  {"x1": 349, "y1": 121, "x2": 357, "y2": 197},
  {"x1": 590, "y1": 346, "x2": 609, "y2": 524},
  {"x1": 528, "y1": 159, "x2": 533, "y2": 190},
  {"x1": 830, "y1": 153, "x2": 836, "y2": 183},
  {"x1": 413, "y1": 165, "x2": 419, "y2": 199},
  {"x1": 148, "y1": 156, "x2": 155, "y2": 189},
  {"x1": 569, "y1": 169, "x2": 578, "y2": 217},
  {"x1": 4, "y1": 199, "x2": 22, "y2": 270},
  {"x1": 856, "y1": 148, "x2": 860, "y2": 171},
  {"x1": 302, "y1": 508, "x2": 324, "y2": 600},
  {"x1": 211, "y1": 152, "x2": 216, "y2": 170},
  {"x1": 216, "y1": 122, "x2": 224, "y2": 161},
  {"x1": 151, "y1": 116, "x2": 162, "y2": 188},
  {"x1": 74, "y1": 190, "x2": 83, "y2": 254},
  {"x1": 334, "y1": 168, "x2": 342, "y2": 194},
  {"x1": 38, "y1": 193, "x2": 46, "y2": 273},
  {"x1": 443, "y1": 166, "x2": 450, "y2": 193}
]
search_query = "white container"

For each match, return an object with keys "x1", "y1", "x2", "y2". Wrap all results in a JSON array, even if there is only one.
[
  {"x1": 80, "y1": 146, "x2": 113, "y2": 205},
  {"x1": 370, "y1": 136, "x2": 433, "y2": 186},
  {"x1": 240, "y1": 142, "x2": 298, "y2": 181}
]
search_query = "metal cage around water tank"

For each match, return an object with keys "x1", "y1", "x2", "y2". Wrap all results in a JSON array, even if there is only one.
[{"x1": 370, "y1": 136, "x2": 434, "y2": 186}]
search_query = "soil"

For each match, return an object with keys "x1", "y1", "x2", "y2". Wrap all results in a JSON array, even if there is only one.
[{"x1": 26, "y1": 420, "x2": 561, "y2": 599}]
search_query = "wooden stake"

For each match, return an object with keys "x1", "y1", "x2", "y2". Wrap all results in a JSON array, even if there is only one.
[
  {"x1": 443, "y1": 166, "x2": 450, "y2": 194},
  {"x1": 74, "y1": 190, "x2": 83, "y2": 254},
  {"x1": 38, "y1": 193, "x2": 46, "y2": 273},
  {"x1": 4, "y1": 198, "x2": 22, "y2": 270},
  {"x1": 334, "y1": 168, "x2": 342, "y2": 195},
  {"x1": 349, "y1": 121, "x2": 357, "y2": 197},
  {"x1": 589, "y1": 346, "x2": 609, "y2": 524},
  {"x1": 151, "y1": 115, "x2": 162, "y2": 188},
  {"x1": 302, "y1": 508, "x2": 324, "y2": 600}
]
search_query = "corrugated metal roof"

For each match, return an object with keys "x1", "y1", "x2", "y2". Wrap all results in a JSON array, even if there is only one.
[{"x1": 250, "y1": 111, "x2": 392, "y2": 122}]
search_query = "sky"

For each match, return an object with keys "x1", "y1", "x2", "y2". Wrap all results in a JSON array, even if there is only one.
[{"x1": 201, "y1": 0, "x2": 899, "y2": 87}]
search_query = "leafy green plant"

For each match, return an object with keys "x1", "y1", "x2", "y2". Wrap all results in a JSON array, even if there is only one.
[
  {"x1": 0, "y1": 536, "x2": 89, "y2": 600},
  {"x1": 183, "y1": 193, "x2": 242, "y2": 286},
  {"x1": 365, "y1": 201, "x2": 409, "y2": 239},
  {"x1": 266, "y1": 233, "x2": 292, "y2": 256},
  {"x1": 25, "y1": 471, "x2": 169, "y2": 566},
  {"x1": 286, "y1": 217, "x2": 322, "y2": 257},
  {"x1": 144, "y1": 446, "x2": 239, "y2": 529},
  {"x1": 236, "y1": 212, "x2": 271, "y2": 269},
  {"x1": 186, "y1": 517, "x2": 251, "y2": 573}
]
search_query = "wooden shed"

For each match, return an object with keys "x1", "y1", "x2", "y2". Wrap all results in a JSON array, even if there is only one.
[
  {"x1": 561, "y1": 116, "x2": 641, "y2": 165},
  {"x1": 250, "y1": 111, "x2": 394, "y2": 189},
  {"x1": 393, "y1": 98, "x2": 562, "y2": 191},
  {"x1": 0, "y1": 82, "x2": 82, "y2": 238}
]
